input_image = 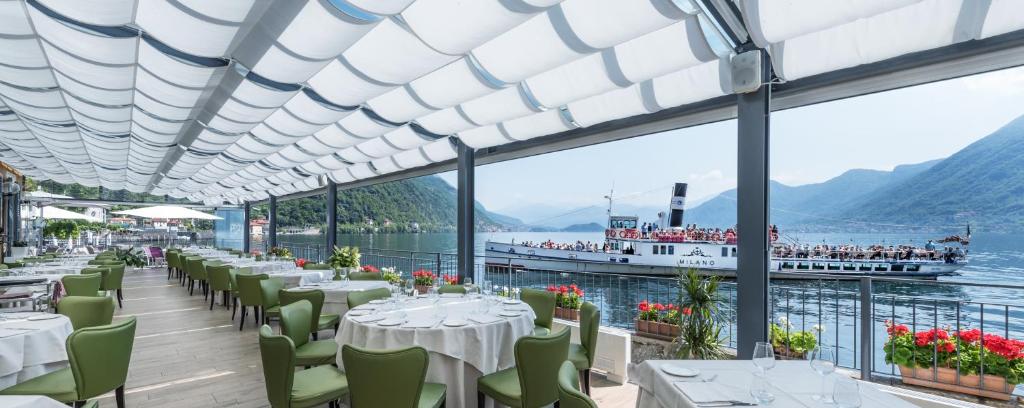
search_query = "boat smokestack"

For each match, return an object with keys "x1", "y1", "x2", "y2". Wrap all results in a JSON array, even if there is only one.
[{"x1": 667, "y1": 183, "x2": 687, "y2": 228}]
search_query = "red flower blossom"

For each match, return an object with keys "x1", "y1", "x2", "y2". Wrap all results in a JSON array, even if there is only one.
[
  {"x1": 559, "y1": 285, "x2": 568, "y2": 294},
  {"x1": 361, "y1": 265, "x2": 380, "y2": 273},
  {"x1": 638, "y1": 300, "x2": 650, "y2": 312},
  {"x1": 914, "y1": 328, "x2": 950, "y2": 347},
  {"x1": 653, "y1": 303, "x2": 666, "y2": 312},
  {"x1": 682, "y1": 307, "x2": 692, "y2": 316},
  {"x1": 547, "y1": 285, "x2": 557, "y2": 292},
  {"x1": 957, "y1": 328, "x2": 982, "y2": 344}
]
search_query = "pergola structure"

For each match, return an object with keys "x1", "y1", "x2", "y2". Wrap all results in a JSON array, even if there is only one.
[{"x1": 1, "y1": 0, "x2": 1023, "y2": 358}]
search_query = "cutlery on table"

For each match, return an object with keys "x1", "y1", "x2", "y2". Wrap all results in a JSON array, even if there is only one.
[{"x1": 696, "y1": 401, "x2": 757, "y2": 407}]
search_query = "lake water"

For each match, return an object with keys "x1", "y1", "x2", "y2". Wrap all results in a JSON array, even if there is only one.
[{"x1": 272, "y1": 231, "x2": 1024, "y2": 371}]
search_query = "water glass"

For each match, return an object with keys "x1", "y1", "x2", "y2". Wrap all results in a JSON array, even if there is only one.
[
  {"x1": 752, "y1": 342, "x2": 776, "y2": 374},
  {"x1": 748, "y1": 373, "x2": 775, "y2": 405},
  {"x1": 832, "y1": 377, "x2": 862, "y2": 408},
  {"x1": 809, "y1": 345, "x2": 836, "y2": 402}
]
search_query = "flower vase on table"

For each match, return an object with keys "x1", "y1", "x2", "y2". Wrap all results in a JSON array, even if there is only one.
[{"x1": 412, "y1": 269, "x2": 437, "y2": 296}]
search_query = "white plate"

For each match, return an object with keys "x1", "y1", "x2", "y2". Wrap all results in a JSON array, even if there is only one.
[
  {"x1": 502, "y1": 299, "x2": 522, "y2": 305},
  {"x1": 368, "y1": 299, "x2": 387, "y2": 305},
  {"x1": 498, "y1": 311, "x2": 522, "y2": 317},
  {"x1": 26, "y1": 314, "x2": 61, "y2": 321},
  {"x1": 347, "y1": 310, "x2": 371, "y2": 316},
  {"x1": 377, "y1": 318, "x2": 405, "y2": 327},
  {"x1": 443, "y1": 319, "x2": 468, "y2": 327},
  {"x1": 661, "y1": 364, "x2": 700, "y2": 377}
]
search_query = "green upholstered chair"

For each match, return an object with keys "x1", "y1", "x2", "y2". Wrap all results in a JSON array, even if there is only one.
[
  {"x1": 520, "y1": 288, "x2": 556, "y2": 336},
  {"x1": 302, "y1": 263, "x2": 331, "y2": 270},
  {"x1": 477, "y1": 328, "x2": 570, "y2": 408},
  {"x1": 342, "y1": 345, "x2": 446, "y2": 408},
  {"x1": 101, "y1": 263, "x2": 126, "y2": 308},
  {"x1": 236, "y1": 274, "x2": 268, "y2": 330},
  {"x1": 58, "y1": 296, "x2": 115, "y2": 330},
  {"x1": 206, "y1": 265, "x2": 233, "y2": 311},
  {"x1": 62, "y1": 274, "x2": 103, "y2": 298},
  {"x1": 258, "y1": 325, "x2": 348, "y2": 408},
  {"x1": 0, "y1": 317, "x2": 137, "y2": 408},
  {"x1": 80, "y1": 267, "x2": 110, "y2": 297},
  {"x1": 557, "y1": 361, "x2": 598, "y2": 408},
  {"x1": 186, "y1": 257, "x2": 209, "y2": 298},
  {"x1": 164, "y1": 250, "x2": 180, "y2": 280},
  {"x1": 348, "y1": 272, "x2": 384, "y2": 281},
  {"x1": 86, "y1": 259, "x2": 107, "y2": 266},
  {"x1": 279, "y1": 300, "x2": 338, "y2": 367},
  {"x1": 437, "y1": 285, "x2": 466, "y2": 294},
  {"x1": 228, "y1": 268, "x2": 241, "y2": 318},
  {"x1": 346, "y1": 287, "x2": 391, "y2": 310},
  {"x1": 568, "y1": 302, "x2": 600, "y2": 394},
  {"x1": 2, "y1": 261, "x2": 24, "y2": 269},
  {"x1": 279, "y1": 289, "x2": 339, "y2": 340},
  {"x1": 259, "y1": 278, "x2": 285, "y2": 325}
]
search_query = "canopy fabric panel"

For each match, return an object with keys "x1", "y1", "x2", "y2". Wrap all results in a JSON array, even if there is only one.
[
  {"x1": 0, "y1": 0, "x2": 1021, "y2": 204},
  {"x1": 113, "y1": 205, "x2": 222, "y2": 220}
]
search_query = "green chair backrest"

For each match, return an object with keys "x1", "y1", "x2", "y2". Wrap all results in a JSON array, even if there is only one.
[
  {"x1": 437, "y1": 285, "x2": 466, "y2": 294},
  {"x1": 237, "y1": 274, "x2": 269, "y2": 307},
  {"x1": 258, "y1": 325, "x2": 296, "y2": 408},
  {"x1": 580, "y1": 302, "x2": 600, "y2": 368},
  {"x1": 279, "y1": 300, "x2": 313, "y2": 348},
  {"x1": 557, "y1": 361, "x2": 598, "y2": 408},
  {"x1": 342, "y1": 345, "x2": 430, "y2": 408},
  {"x1": 347, "y1": 287, "x2": 391, "y2": 309},
  {"x1": 3, "y1": 261, "x2": 24, "y2": 269},
  {"x1": 349, "y1": 272, "x2": 384, "y2": 281},
  {"x1": 303, "y1": 263, "x2": 331, "y2": 270},
  {"x1": 228, "y1": 268, "x2": 240, "y2": 293},
  {"x1": 0, "y1": 264, "x2": 7, "y2": 270},
  {"x1": 165, "y1": 252, "x2": 179, "y2": 270},
  {"x1": 515, "y1": 328, "x2": 570, "y2": 407},
  {"x1": 58, "y1": 296, "x2": 115, "y2": 330},
  {"x1": 86, "y1": 259, "x2": 110, "y2": 266},
  {"x1": 186, "y1": 257, "x2": 208, "y2": 280},
  {"x1": 101, "y1": 264, "x2": 125, "y2": 291},
  {"x1": 206, "y1": 265, "x2": 232, "y2": 291},
  {"x1": 279, "y1": 289, "x2": 326, "y2": 335},
  {"x1": 259, "y1": 278, "x2": 285, "y2": 308},
  {"x1": 67, "y1": 317, "x2": 137, "y2": 401},
  {"x1": 63, "y1": 273, "x2": 103, "y2": 297},
  {"x1": 521, "y1": 288, "x2": 556, "y2": 330}
]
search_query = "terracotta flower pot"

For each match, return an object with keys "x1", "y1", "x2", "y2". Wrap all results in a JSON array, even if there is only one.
[
  {"x1": 636, "y1": 319, "x2": 649, "y2": 333},
  {"x1": 898, "y1": 365, "x2": 1012, "y2": 400},
  {"x1": 414, "y1": 285, "x2": 431, "y2": 295},
  {"x1": 557, "y1": 307, "x2": 580, "y2": 321}
]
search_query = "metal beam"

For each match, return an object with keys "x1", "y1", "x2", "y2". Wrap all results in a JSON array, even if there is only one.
[
  {"x1": 735, "y1": 49, "x2": 772, "y2": 359},
  {"x1": 325, "y1": 181, "x2": 337, "y2": 259},
  {"x1": 456, "y1": 140, "x2": 474, "y2": 282},
  {"x1": 267, "y1": 195, "x2": 277, "y2": 249},
  {"x1": 242, "y1": 202, "x2": 251, "y2": 253}
]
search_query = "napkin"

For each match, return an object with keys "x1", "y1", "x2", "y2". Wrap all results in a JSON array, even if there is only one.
[
  {"x1": 402, "y1": 318, "x2": 440, "y2": 329},
  {"x1": 440, "y1": 293, "x2": 463, "y2": 298},
  {"x1": 468, "y1": 315, "x2": 502, "y2": 325},
  {"x1": 673, "y1": 381, "x2": 747, "y2": 404},
  {"x1": 352, "y1": 314, "x2": 386, "y2": 324},
  {"x1": 352, "y1": 304, "x2": 376, "y2": 311}
]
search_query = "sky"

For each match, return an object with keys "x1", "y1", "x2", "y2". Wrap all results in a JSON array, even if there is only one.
[{"x1": 439, "y1": 65, "x2": 1024, "y2": 216}]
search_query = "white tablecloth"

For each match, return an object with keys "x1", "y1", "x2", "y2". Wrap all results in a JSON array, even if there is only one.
[
  {"x1": 290, "y1": 280, "x2": 391, "y2": 316},
  {"x1": 631, "y1": 360, "x2": 919, "y2": 408},
  {"x1": 335, "y1": 296, "x2": 535, "y2": 408},
  {"x1": 228, "y1": 262, "x2": 325, "y2": 288},
  {"x1": 0, "y1": 314, "x2": 73, "y2": 389},
  {"x1": 0, "y1": 395, "x2": 68, "y2": 408}
]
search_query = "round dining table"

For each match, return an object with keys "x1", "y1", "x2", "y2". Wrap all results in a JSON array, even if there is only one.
[
  {"x1": 0, "y1": 313, "x2": 73, "y2": 389},
  {"x1": 288, "y1": 280, "x2": 391, "y2": 316},
  {"x1": 335, "y1": 294, "x2": 535, "y2": 408}
]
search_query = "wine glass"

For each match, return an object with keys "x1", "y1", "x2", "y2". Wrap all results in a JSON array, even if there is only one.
[
  {"x1": 752, "y1": 342, "x2": 776, "y2": 374},
  {"x1": 463, "y1": 277, "x2": 473, "y2": 293},
  {"x1": 832, "y1": 376, "x2": 862, "y2": 408},
  {"x1": 809, "y1": 345, "x2": 836, "y2": 402},
  {"x1": 748, "y1": 373, "x2": 775, "y2": 405}
]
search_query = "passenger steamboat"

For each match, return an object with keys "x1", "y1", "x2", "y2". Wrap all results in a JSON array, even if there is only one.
[{"x1": 485, "y1": 183, "x2": 967, "y2": 279}]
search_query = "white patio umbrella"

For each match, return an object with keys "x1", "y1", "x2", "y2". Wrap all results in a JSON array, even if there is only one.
[
  {"x1": 113, "y1": 205, "x2": 222, "y2": 220},
  {"x1": 38, "y1": 206, "x2": 102, "y2": 222}
]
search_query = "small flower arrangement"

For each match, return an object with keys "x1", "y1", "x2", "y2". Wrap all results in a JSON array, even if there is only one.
[
  {"x1": 380, "y1": 267, "x2": 401, "y2": 285},
  {"x1": 498, "y1": 286, "x2": 520, "y2": 298},
  {"x1": 443, "y1": 275, "x2": 459, "y2": 285},
  {"x1": 885, "y1": 320, "x2": 1024, "y2": 399},
  {"x1": 294, "y1": 258, "x2": 307, "y2": 268},
  {"x1": 361, "y1": 265, "x2": 380, "y2": 273},
  {"x1": 635, "y1": 300, "x2": 686, "y2": 339},
  {"x1": 412, "y1": 269, "x2": 437, "y2": 286},
  {"x1": 769, "y1": 317, "x2": 818, "y2": 358},
  {"x1": 268, "y1": 246, "x2": 292, "y2": 258},
  {"x1": 546, "y1": 284, "x2": 584, "y2": 320}
]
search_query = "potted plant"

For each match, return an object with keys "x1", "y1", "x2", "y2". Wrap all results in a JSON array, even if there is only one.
[
  {"x1": 327, "y1": 246, "x2": 360, "y2": 280},
  {"x1": 294, "y1": 258, "x2": 307, "y2": 268},
  {"x1": 9, "y1": 241, "x2": 28, "y2": 259},
  {"x1": 674, "y1": 268, "x2": 726, "y2": 360},
  {"x1": 660, "y1": 305, "x2": 687, "y2": 337},
  {"x1": 115, "y1": 247, "x2": 147, "y2": 269},
  {"x1": 412, "y1": 269, "x2": 436, "y2": 294},
  {"x1": 884, "y1": 321, "x2": 1023, "y2": 400},
  {"x1": 381, "y1": 267, "x2": 402, "y2": 285},
  {"x1": 268, "y1": 246, "x2": 292, "y2": 259},
  {"x1": 546, "y1": 284, "x2": 583, "y2": 321},
  {"x1": 636, "y1": 300, "x2": 658, "y2": 335},
  {"x1": 769, "y1": 317, "x2": 817, "y2": 359},
  {"x1": 443, "y1": 275, "x2": 459, "y2": 285}
]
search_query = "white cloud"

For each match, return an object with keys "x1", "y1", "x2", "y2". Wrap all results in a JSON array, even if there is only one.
[{"x1": 962, "y1": 66, "x2": 1024, "y2": 96}]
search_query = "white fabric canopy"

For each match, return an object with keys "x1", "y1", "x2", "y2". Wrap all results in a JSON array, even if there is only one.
[
  {"x1": 36, "y1": 206, "x2": 100, "y2": 222},
  {"x1": 0, "y1": 0, "x2": 1021, "y2": 203},
  {"x1": 112, "y1": 205, "x2": 222, "y2": 220}
]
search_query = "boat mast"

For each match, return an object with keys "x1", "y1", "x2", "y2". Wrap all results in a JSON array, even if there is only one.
[{"x1": 604, "y1": 184, "x2": 614, "y2": 227}]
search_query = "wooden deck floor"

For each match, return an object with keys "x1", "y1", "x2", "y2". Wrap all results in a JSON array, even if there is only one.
[{"x1": 90, "y1": 266, "x2": 638, "y2": 407}]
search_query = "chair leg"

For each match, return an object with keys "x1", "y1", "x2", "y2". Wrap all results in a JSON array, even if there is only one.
[
  {"x1": 312, "y1": 332, "x2": 318, "y2": 341},
  {"x1": 477, "y1": 391, "x2": 485, "y2": 408},
  {"x1": 223, "y1": 292, "x2": 230, "y2": 309},
  {"x1": 210, "y1": 291, "x2": 215, "y2": 310},
  {"x1": 116, "y1": 385, "x2": 126, "y2": 408},
  {"x1": 334, "y1": 322, "x2": 339, "y2": 335},
  {"x1": 117, "y1": 289, "x2": 123, "y2": 309},
  {"x1": 254, "y1": 306, "x2": 261, "y2": 325},
  {"x1": 239, "y1": 306, "x2": 246, "y2": 331},
  {"x1": 582, "y1": 368, "x2": 591, "y2": 395},
  {"x1": 189, "y1": 279, "x2": 194, "y2": 295},
  {"x1": 232, "y1": 297, "x2": 238, "y2": 320},
  {"x1": 74, "y1": 401, "x2": 87, "y2": 408}
]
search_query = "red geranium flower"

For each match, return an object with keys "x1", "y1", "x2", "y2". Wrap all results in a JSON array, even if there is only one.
[{"x1": 682, "y1": 307, "x2": 692, "y2": 316}]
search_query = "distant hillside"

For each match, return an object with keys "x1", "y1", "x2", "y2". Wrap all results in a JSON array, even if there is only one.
[
  {"x1": 496, "y1": 202, "x2": 664, "y2": 229},
  {"x1": 561, "y1": 222, "x2": 605, "y2": 232},
  {"x1": 685, "y1": 160, "x2": 940, "y2": 228},
  {"x1": 845, "y1": 114, "x2": 1024, "y2": 231}
]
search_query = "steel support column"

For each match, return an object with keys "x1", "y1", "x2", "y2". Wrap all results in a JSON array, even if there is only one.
[
  {"x1": 242, "y1": 202, "x2": 251, "y2": 253},
  {"x1": 456, "y1": 140, "x2": 474, "y2": 282},
  {"x1": 326, "y1": 181, "x2": 337, "y2": 257},
  {"x1": 736, "y1": 49, "x2": 772, "y2": 359},
  {"x1": 268, "y1": 195, "x2": 277, "y2": 249}
]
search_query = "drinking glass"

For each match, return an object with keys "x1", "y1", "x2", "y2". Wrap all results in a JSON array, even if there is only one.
[
  {"x1": 832, "y1": 376, "x2": 861, "y2": 408},
  {"x1": 752, "y1": 342, "x2": 776, "y2": 374},
  {"x1": 463, "y1": 277, "x2": 473, "y2": 293},
  {"x1": 809, "y1": 345, "x2": 836, "y2": 402},
  {"x1": 748, "y1": 373, "x2": 775, "y2": 405}
]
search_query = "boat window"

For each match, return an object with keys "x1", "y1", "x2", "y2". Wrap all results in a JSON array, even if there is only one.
[
  {"x1": 721, "y1": 247, "x2": 728, "y2": 257},
  {"x1": 668, "y1": 246, "x2": 674, "y2": 255},
  {"x1": 731, "y1": 248, "x2": 737, "y2": 257},
  {"x1": 653, "y1": 246, "x2": 659, "y2": 255},
  {"x1": 660, "y1": 245, "x2": 667, "y2": 254}
]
